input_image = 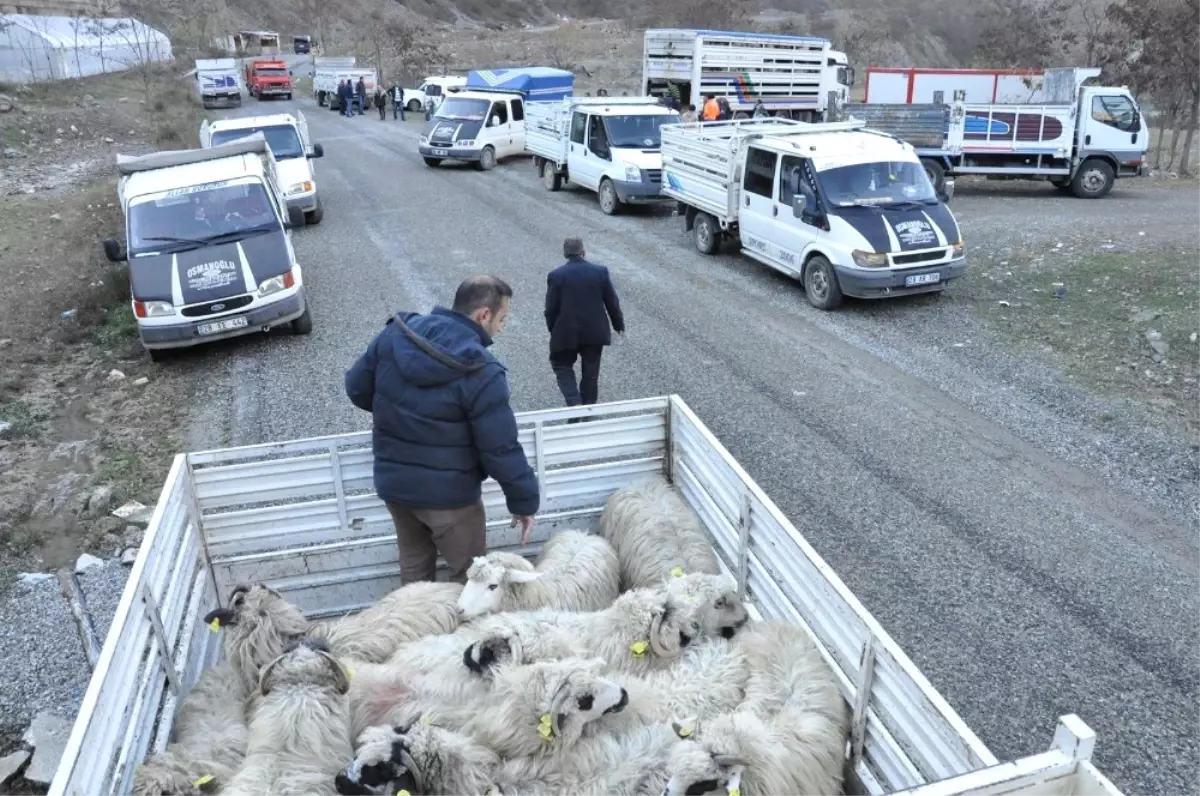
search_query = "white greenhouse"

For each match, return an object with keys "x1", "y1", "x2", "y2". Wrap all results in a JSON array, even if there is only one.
[{"x1": 0, "y1": 13, "x2": 172, "y2": 84}]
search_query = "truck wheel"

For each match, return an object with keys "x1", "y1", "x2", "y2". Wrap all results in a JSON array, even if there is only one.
[
  {"x1": 802, "y1": 255, "x2": 843, "y2": 311},
  {"x1": 1071, "y1": 159, "x2": 1115, "y2": 198},
  {"x1": 541, "y1": 160, "x2": 562, "y2": 191},
  {"x1": 304, "y1": 198, "x2": 324, "y2": 225},
  {"x1": 291, "y1": 306, "x2": 313, "y2": 335},
  {"x1": 921, "y1": 159, "x2": 947, "y2": 197},
  {"x1": 694, "y1": 212, "x2": 719, "y2": 255},
  {"x1": 424, "y1": 157, "x2": 442, "y2": 167},
  {"x1": 407, "y1": 99, "x2": 422, "y2": 112},
  {"x1": 477, "y1": 146, "x2": 497, "y2": 171},
  {"x1": 598, "y1": 178, "x2": 620, "y2": 214},
  {"x1": 732, "y1": 111, "x2": 750, "y2": 120},
  {"x1": 285, "y1": 93, "x2": 293, "y2": 101}
]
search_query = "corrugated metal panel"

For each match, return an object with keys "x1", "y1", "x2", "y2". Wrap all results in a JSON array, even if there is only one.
[{"x1": 844, "y1": 104, "x2": 949, "y2": 148}]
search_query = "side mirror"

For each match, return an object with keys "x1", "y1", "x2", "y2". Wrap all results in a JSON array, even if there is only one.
[
  {"x1": 102, "y1": 237, "x2": 126, "y2": 262},
  {"x1": 791, "y1": 194, "x2": 807, "y2": 217},
  {"x1": 285, "y1": 206, "x2": 307, "y2": 228},
  {"x1": 942, "y1": 178, "x2": 955, "y2": 202},
  {"x1": 309, "y1": 142, "x2": 324, "y2": 158}
]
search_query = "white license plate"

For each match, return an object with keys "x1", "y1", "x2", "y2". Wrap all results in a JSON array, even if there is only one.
[
  {"x1": 905, "y1": 272, "x2": 942, "y2": 287},
  {"x1": 432, "y1": 148, "x2": 449, "y2": 156},
  {"x1": 198, "y1": 316, "x2": 249, "y2": 336}
]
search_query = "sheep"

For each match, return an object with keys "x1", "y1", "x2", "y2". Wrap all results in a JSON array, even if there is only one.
[
  {"x1": 465, "y1": 573, "x2": 747, "y2": 676},
  {"x1": 661, "y1": 620, "x2": 849, "y2": 796},
  {"x1": 457, "y1": 530, "x2": 620, "y2": 620},
  {"x1": 203, "y1": 584, "x2": 310, "y2": 695},
  {"x1": 310, "y1": 581, "x2": 464, "y2": 663},
  {"x1": 131, "y1": 663, "x2": 249, "y2": 796},
  {"x1": 598, "y1": 477, "x2": 721, "y2": 592},
  {"x1": 334, "y1": 721, "x2": 500, "y2": 796},
  {"x1": 220, "y1": 637, "x2": 355, "y2": 796}
]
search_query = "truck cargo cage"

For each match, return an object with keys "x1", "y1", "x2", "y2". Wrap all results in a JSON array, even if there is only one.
[{"x1": 48, "y1": 395, "x2": 1124, "y2": 796}]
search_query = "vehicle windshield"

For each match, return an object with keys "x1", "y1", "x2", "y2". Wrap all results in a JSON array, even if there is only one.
[
  {"x1": 256, "y1": 68, "x2": 288, "y2": 76},
  {"x1": 436, "y1": 97, "x2": 489, "y2": 121},
  {"x1": 815, "y1": 160, "x2": 937, "y2": 207},
  {"x1": 210, "y1": 124, "x2": 303, "y2": 159},
  {"x1": 128, "y1": 181, "x2": 280, "y2": 256},
  {"x1": 603, "y1": 113, "x2": 678, "y2": 148}
]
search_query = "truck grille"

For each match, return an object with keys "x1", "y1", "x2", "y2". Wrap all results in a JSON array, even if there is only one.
[
  {"x1": 646, "y1": 169, "x2": 662, "y2": 184},
  {"x1": 181, "y1": 294, "x2": 254, "y2": 318},
  {"x1": 891, "y1": 249, "x2": 947, "y2": 267}
]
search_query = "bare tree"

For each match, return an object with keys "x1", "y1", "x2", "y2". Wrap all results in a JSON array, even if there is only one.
[
  {"x1": 1073, "y1": 0, "x2": 1111, "y2": 66},
  {"x1": 358, "y1": 9, "x2": 441, "y2": 89},
  {"x1": 973, "y1": 0, "x2": 1078, "y2": 68}
]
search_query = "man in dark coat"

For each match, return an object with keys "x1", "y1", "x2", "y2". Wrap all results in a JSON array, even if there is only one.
[
  {"x1": 344, "y1": 275, "x2": 539, "y2": 584},
  {"x1": 544, "y1": 237, "x2": 625, "y2": 416},
  {"x1": 355, "y1": 76, "x2": 367, "y2": 115}
]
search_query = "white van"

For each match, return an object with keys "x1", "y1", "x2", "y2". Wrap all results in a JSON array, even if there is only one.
[
  {"x1": 418, "y1": 88, "x2": 529, "y2": 170},
  {"x1": 200, "y1": 112, "x2": 326, "y2": 224},
  {"x1": 401, "y1": 75, "x2": 466, "y2": 113},
  {"x1": 526, "y1": 96, "x2": 680, "y2": 214}
]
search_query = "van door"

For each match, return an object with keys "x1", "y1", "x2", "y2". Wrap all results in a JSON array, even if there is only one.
[
  {"x1": 1082, "y1": 90, "x2": 1143, "y2": 158},
  {"x1": 486, "y1": 100, "x2": 510, "y2": 156},
  {"x1": 773, "y1": 154, "x2": 823, "y2": 274},
  {"x1": 199, "y1": 119, "x2": 213, "y2": 148},
  {"x1": 566, "y1": 111, "x2": 589, "y2": 184},
  {"x1": 738, "y1": 146, "x2": 785, "y2": 270},
  {"x1": 577, "y1": 114, "x2": 612, "y2": 190},
  {"x1": 510, "y1": 98, "x2": 525, "y2": 152}
]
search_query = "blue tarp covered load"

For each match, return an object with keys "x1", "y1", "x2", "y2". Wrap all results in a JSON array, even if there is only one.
[{"x1": 465, "y1": 67, "x2": 574, "y2": 102}]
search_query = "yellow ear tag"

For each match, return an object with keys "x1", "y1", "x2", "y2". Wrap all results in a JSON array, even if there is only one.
[
  {"x1": 670, "y1": 566, "x2": 684, "y2": 577},
  {"x1": 629, "y1": 640, "x2": 648, "y2": 658},
  {"x1": 677, "y1": 725, "x2": 692, "y2": 738},
  {"x1": 207, "y1": 617, "x2": 221, "y2": 632},
  {"x1": 537, "y1": 713, "x2": 554, "y2": 741},
  {"x1": 728, "y1": 788, "x2": 740, "y2": 796},
  {"x1": 193, "y1": 774, "x2": 215, "y2": 787},
  {"x1": 396, "y1": 790, "x2": 410, "y2": 796},
  {"x1": 345, "y1": 667, "x2": 355, "y2": 679},
  {"x1": 423, "y1": 713, "x2": 434, "y2": 725}
]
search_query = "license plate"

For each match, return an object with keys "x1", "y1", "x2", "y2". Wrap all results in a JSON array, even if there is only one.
[
  {"x1": 905, "y1": 272, "x2": 941, "y2": 287},
  {"x1": 198, "y1": 316, "x2": 249, "y2": 336},
  {"x1": 432, "y1": 148, "x2": 449, "y2": 156}
]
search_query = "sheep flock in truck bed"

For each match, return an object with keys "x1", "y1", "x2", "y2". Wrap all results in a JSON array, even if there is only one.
[{"x1": 130, "y1": 476, "x2": 850, "y2": 796}]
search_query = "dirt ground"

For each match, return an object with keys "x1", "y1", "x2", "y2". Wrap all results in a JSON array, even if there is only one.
[{"x1": 0, "y1": 66, "x2": 203, "y2": 571}]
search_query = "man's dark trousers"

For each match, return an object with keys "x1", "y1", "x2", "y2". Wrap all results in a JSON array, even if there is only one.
[{"x1": 551, "y1": 344, "x2": 603, "y2": 408}]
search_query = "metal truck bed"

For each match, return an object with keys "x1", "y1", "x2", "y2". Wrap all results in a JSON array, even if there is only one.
[
  {"x1": 844, "y1": 103, "x2": 950, "y2": 149},
  {"x1": 50, "y1": 396, "x2": 1123, "y2": 796},
  {"x1": 955, "y1": 102, "x2": 1075, "y2": 156},
  {"x1": 524, "y1": 100, "x2": 570, "y2": 165}
]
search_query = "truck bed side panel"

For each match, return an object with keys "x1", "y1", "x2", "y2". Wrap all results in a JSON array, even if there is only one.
[
  {"x1": 844, "y1": 104, "x2": 950, "y2": 149},
  {"x1": 957, "y1": 103, "x2": 1074, "y2": 155},
  {"x1": 524, "y1": 101, "x2": 570, "y2": 165},
  {"x1": 660, "y1": 121, "x2": 743, "y2": 222}
]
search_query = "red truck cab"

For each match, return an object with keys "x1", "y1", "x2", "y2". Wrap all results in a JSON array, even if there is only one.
[{"x1": 246, "y1": 59, "x2": 293, "y2": 101}]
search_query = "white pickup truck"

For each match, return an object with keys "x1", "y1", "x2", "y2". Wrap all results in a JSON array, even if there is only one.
[
  {"x1": 193, "y1": 58, "x2": 242, "y2": 110},
  {"x1": 48, "y1": 395, "x2": 1122, "y2": 796},
  {"x1": 100, "y1": 135, "x2": 312, "y2": 361},
  {"x1": 662, "y1": 118, "x2": 967, "y2": 310},
  {"x1": 526, "y1": 96, "x2": 680, "y2": 215}
]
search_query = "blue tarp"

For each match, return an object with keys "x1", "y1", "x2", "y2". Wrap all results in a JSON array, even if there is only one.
[{"x1": 465, "y1": 67, "x2": 574, "y2": 102}]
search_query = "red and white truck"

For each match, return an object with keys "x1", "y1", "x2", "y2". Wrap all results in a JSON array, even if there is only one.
[
  {"x1": 865, "y1": 66, "x2": 1054, "y2": 105},
  {"x1": 245, "y1": 58, "x2": 294, "y2": 101}
]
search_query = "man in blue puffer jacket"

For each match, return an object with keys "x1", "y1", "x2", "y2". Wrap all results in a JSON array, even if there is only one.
[{"x1": 344, "y1": 275, "x2": 539, "y2": 584}]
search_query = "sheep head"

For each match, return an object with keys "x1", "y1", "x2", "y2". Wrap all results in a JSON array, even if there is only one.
[
  {"x1": 258, "y1": 637, "x2": 351, "y2": 698},
  {"x1": 462, "y1": 634, "x2": 516, "y2": 675},
  {"x1": 336, "y1": 721, "x2": 498, "y2": 796},
  {"x1": 662, "y1": 716, "x2": 747, "y2": 796},
  {"x1": 204, "y1": 584, "x2": 310, "y2": 682},
  {"x1": 335, "y1": 723, "x2": 421, "y2": 796},
  {"x1": 664, "y1": 574, "x2": 749, "y2": 640},
  {"x1": 458, "y1": 554, "x2": 541, "y2": 619},
  {"x1": 497, "y1": 657, "x2": 628, "y2": 748},
  {"x1": 645, "y1": 598, "x2": 704, "y2": 660}
]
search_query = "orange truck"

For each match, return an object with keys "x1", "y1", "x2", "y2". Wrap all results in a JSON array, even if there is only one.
[{"x1": 245, "y1": 58, "x2": 293, "y2": 101}]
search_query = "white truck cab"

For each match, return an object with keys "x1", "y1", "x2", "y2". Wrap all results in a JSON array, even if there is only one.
[
  {"x1": 663, "y1": 118, "x2": 967, "y2": 310},
  {"x1": 102, "y1": 135, "x2": 313, "y2": 360},
  {"x1": 402, "y1": 75, "x2": 467, "y2": 113},
  {"x1": 200, "y1": 112, "x2": 326, "y2": 224},
  {"x1": 419, "y1": 88, "x2": 529, "y2": 170},
  {"x1": 526, "y1": 96, "x2": 681, "y2": 214}
]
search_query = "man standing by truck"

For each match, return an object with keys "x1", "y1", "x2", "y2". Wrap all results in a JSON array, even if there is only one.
[
  {"x1": 544, "y1": 237, "x2": 625, "y2": 418},
  {"x1": 344, "y1": 275, "x2": 539, "y2": 585}
]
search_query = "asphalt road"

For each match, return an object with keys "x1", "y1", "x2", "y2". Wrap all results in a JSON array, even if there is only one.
[{"x1": 180, "y1": 96, "x2": 1198, "y2": 795}]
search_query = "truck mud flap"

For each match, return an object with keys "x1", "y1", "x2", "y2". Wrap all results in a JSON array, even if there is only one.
[{"x1": 682, "y1": 204, "x2": 697, "y2": 231}]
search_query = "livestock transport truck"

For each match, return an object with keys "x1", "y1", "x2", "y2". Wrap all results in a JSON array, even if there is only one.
[
  {"x1": 193, "y1": 58, "x2": 242, "y2": 110},
  {"x1": 643, "y1": 28, "x2": 852, "y2": 121},
  {"x1": 50, "y1": 395, "x2": 1125, "y2": 796},
  {"x1": 841, "y1": 67, "x2": 1148, "y2": 199}
]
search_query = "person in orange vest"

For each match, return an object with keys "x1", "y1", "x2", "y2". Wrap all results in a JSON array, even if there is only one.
[{"x1": 701, "y1": 94, "x2": 720, "y2": 121}]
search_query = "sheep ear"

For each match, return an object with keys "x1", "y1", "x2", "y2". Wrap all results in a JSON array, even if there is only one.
[
  {"x1": 713, "y1": 754, "x2": 748, "y2": 768},
  {"x1": 257, "y1": 653, "x2": 284, "y2": 697},
  {"x1": 505, "y1": 569, "x2": 542, "y2": 584},
  {"x1": 316, "y1": 650, "x2": 351, "y2": 694}
]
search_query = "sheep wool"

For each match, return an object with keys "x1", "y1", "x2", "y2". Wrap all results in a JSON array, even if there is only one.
[
  {"x1": 310, "y1": 580, "x2": 463, "y2": 663},
  {"x1": 131, "y1": 663, "x2": 249, "y2": 796},
  {"x1": 458, "y1": 530, "x2": 620, "y2": 619},
  {"x1": 337, "y1": 722, "x2": 500, "y2": 796},
  {"x1": 598, "y1": 477, "x2": 722, "y2": 592},
  {"x1": 220, "y1": 639, "x2": 354, "y2": 796},
  {"x1": 204, "y1": 584, "x2": 310, "y2": 695}
]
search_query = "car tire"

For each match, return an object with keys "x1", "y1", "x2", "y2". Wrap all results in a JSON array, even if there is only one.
[
  {"x1": 921, "y1": 158, "x2": 946, "y2": 197},
  {"x1": 598, "y1": 178, "x2": 620, "y2": 214},
  {"x1": 541, "y1": 160, "x2": 562, "y2": 191},
  {"x1": 291, "y1": 306, "x2": 313, "y2": 335},
  {"x1": 1070, "y1": 159, "x2": 1115, "y2": 198},
  {"x1": 285, "y1": 93, "x2": 293, "y2": 101},
  {"x1": 424, "y1": 157, "x2": 442, "y2": 167},
  {"x1": 802, "y1": 255, "x2": 843, "y2": 310},
  {"x1": 407, "y1": 99, "x2": 422, "y2": 112},
  {"x1": 478, "y1": 146, "x2": 497, "y2": 171},
  {"x1": 304, "y1": 198, "x2": 323, "y2": 225},
  {"x1": 694, "y1": 212, "x2": 719, "y2": 254}
]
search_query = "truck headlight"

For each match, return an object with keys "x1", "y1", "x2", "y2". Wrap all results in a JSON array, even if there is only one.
[
  {"x1": 288, "y1": 181, "x2": 313, "y2": 195},
  {"x1": 419, "y1": 136, "x2": 429, "y2": 144},
  {"x1": 258, "y1": 268, "x2": 297, "y2": 297},
  {"x1": 852, "y1": 250, "x2": 889, "y2": 268},
  {"x1": 951, "y1": 241, "x2": 965, "y2": 259},
  {"x1": 624, "y1": 164, "x2": 642, "y2": 182},
  {"x1": 457, "y1": 139, "x2": 474, "y2": 147},
  {"x1": 133, "y1": 300, "x2": 175, "y2": 318}
]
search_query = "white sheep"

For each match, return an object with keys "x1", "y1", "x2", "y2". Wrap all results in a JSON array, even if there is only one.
[
  {"x1": 204, "y1": 584, "x2": 310, "y2": 695},
  {"x1": 335, "y1": 721, "x2": 500, "y2": 796},
  {"x1": 311, "y1": 581, "x2": 464, "y2": 663},
  {"x1": 457, "y1": 530, "x2": 620, "y2": 619},
  {"x1": 131, "y1": 663, "x2": 249, "y2": 796},
  {"x1": 662, "y1": 620, "x2": 849, "y2": 796},
  {"x1": 598, "y1": 477, "x2": 721, "y2": 592},
  {"x1": 220, "y1": 638, "x2": 355, "y2": 796},
  {"x1": 662, "y1": 572, "x2": 750, "y2": 640}
]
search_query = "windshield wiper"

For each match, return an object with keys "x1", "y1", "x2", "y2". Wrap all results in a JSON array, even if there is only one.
[
  {"x1": 200, "y1": 224, "x2": 279, "y2": 244},
  {"x1": 142, "y1": 234, "x2": 208, "y2": 246}
]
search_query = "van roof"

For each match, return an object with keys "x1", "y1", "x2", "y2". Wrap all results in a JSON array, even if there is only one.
[
  {"x1": 123, "y1": 153, "x2": 266, "y2": 201},
  {"x1": 756, "y1": 129, "x2": 916, "y2": 170},
  {"x1": 207, "y1": 113, "x2": 297, "y2": 130}
]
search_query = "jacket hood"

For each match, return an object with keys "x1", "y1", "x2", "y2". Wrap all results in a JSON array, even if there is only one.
[{"x1": 390, "y1": 307, "x2": 495, "y2": 387}]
